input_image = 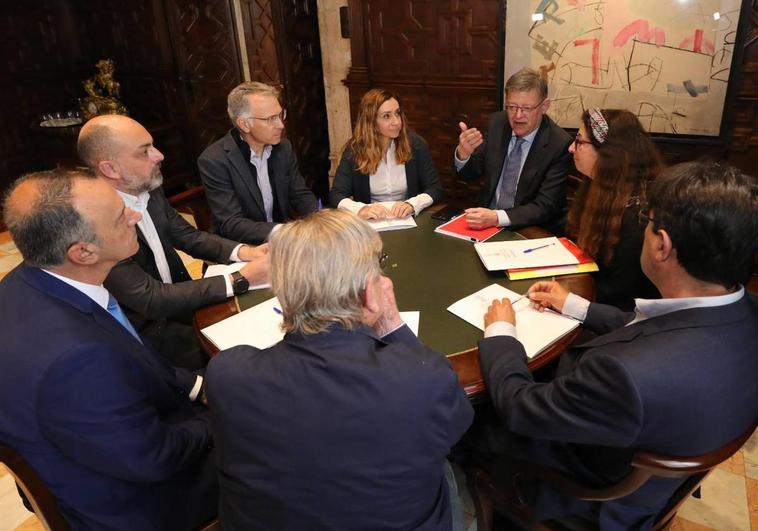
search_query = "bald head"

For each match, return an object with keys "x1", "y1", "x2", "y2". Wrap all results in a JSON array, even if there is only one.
[
  {"x1": 3, "y1": 169, "x2": 100, "y2": 268},
  {"x1": 77, "y1": 114, "x2": 165, "y2": 195}
]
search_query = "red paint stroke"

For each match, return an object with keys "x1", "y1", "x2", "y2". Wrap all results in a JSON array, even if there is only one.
[
  {"x1": 679, "y1": 37, "x2": 693, "y2": 49},
  {"x1": 693, "y1": 29, "x2": 703, "y2": 52},
  {"x1": 574, "y1": 38, "x2": 600, "y2": 85},
  {"x1": 613, "y1": 19, "x2": 666, "y2": 48}
]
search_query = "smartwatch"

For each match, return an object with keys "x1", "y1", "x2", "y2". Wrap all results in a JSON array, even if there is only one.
[{"x1": 230, "y1": 271, "x2": 249, "y2": 295}]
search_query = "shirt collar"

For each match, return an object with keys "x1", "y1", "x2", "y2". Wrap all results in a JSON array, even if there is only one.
[
  {"x1": 512, "y1": 126, "x2": 539, "y2": 145},
  {"x1": 233, "y1": 129, "x2": 272, "y2": 162},
  {"x1": 630, "y1": 286, "x2": 745, "y2": 323},
  {"x1": 117, "y1": 190, "x2": 150, "y2": 212},
  {"x1": 41, "y1": 269, "x2": 111, "y2": 311}
]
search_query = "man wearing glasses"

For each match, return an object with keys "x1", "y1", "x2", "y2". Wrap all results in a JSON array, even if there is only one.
[
  {"x1": 455, "y1": 67, "x2": 572, "y2": 232},
  {"x1": 198, "y1": 82, "x2": 318, "y2": 244}
]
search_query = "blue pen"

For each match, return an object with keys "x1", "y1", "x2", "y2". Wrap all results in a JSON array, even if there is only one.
[
  {"x1": 273, "y1": 307, "x2": 283, "y2": 315},
  {"x1": 317, "y1": 198, "x2": 323, "y2": 210},
  {"x1": 523, "y1": 242, "x2": 555, "y2": 254}
]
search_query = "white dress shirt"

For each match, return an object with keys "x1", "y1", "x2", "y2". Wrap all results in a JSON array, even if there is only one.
[
  {"x1": 339, "y1": 141, "x2": 433, "y2": 216},
  {"x1": 249, "y1": 145, "x2": 275, "y2": 222}
]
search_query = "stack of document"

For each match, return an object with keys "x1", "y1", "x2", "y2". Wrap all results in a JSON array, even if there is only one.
[
  {"x1": 447, "y1": 284, "x2": 580, "y2": 358},
  {"x1": 366, "y1": 201, "x2": 418, "y2": 232},
  {"x1": 506, "y1": 238, "x2": 598, "y2": 280},
  {"x1": 473, "y1": 236, "x2": 579, "y2": 271}
]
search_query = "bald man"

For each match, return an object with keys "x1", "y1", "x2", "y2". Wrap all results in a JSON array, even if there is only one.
[
  {"x1": 78, "y1": 115, "x2": 268, "y2": 368},
  {"x1": 0, "y1": 169, "x2": 216, "y2": 530}
]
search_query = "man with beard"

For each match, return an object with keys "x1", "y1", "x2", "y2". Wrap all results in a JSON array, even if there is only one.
[{"x1": 77, "y1": 115, "x2": 269, "y2": 369}]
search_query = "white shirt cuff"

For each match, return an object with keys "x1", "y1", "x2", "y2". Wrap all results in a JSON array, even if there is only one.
[
  {"x1": 224, "y1": 274, "x2": 234, "y2": 298},
  {"x1": 484, "y1": 321, "x2": 517, "y2": 338},
  {"x1": 496, "y1": 209, "x2": 511, "y2": 227},
  {"x1": 338, "y1": 197, "x2": 367, "y2": 216},
  {"x1": 405, "y1": 193, "x2": 433, "y2": 215},
  {"x1": 562, "y1": 293, "x2": 590, "y2": 322},
  {"x1": 189, "y1": 375, "x2": 203, "y2": 401},
  {"x1": 229, "y1": 244, "x2": 244, "y2": 262}
]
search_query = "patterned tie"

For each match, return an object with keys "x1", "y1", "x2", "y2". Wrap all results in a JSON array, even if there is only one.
[
  {"x1": 107, "y1": 294, "x2": 142, "y2": 343},
  {"x1": 495, "y1": 137, "x2": 525, "y2": 210}
]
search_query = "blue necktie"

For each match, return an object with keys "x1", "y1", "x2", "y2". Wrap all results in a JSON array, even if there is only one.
[
  {"x1": 107, "y1": 295, "x2": 142, "y2": 343},
  {"x1": 494, "y1": 137, "x2": 525, "y2": 210}
]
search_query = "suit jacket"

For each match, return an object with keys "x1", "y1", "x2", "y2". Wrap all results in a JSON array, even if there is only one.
[
  {"x1": 457, "y1": 113, "x2": 572, "y2": 230},
  {"x1": 198, "y1": 131, "x2": 318, "y2": 244},
  {"x1": 104, "y1": 187, "x2": 238, "y2": 364},
  {"x1": 0, "y1": 264, "x2": 215, "y2": 531},
  {"x1": 329, "y1": 132, "x2": 444, "y2": 207},
  {"x1": 206, "y1": 324, "x2": 474, "y2": 530},
  {"x1": 478, "y1": 295, "x2": 758, "y2": 529}
]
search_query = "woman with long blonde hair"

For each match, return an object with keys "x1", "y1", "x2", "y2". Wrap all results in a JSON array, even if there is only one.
[
  {"x1": 568, "y1": 108, "x2": 663, "y2": 309},
  {"x1": 329, "y1": 88, "x2": 443, "y2": 219}
]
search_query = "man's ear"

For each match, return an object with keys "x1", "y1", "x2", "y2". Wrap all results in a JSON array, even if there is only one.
[
  {"x1": 67, "y1": 242, "x2": 99, "y2": 266},
  {"x1": 656, "y1": 228, "x2": 674, "y2": 262},
  {"x1": 361, "y1": 275, "x2": 381, "y2": 325},
  {"x1": 542, "y1": 98, "x2": 551, "y2": 112},
  {"x1": 98, "y1": 160, "x2": 119, "y2": 181},
  {"x1": 236, "y1": 116, "x2": 251, "y2": 134}
]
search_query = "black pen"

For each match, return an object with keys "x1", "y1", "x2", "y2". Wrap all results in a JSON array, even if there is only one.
[{"x1": 522, "y1": 242, "x2": 555, "y2": 254}]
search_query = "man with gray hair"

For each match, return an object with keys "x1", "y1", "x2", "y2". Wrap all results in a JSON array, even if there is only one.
[
  {"x1": 198, "y1": 81, "x2": 318, "y2": 244},
  {"x1": 0, "y1": 169, "x2": 217, "y2": 530},
  {"x1": 455, "y1": 67, "x2": 572, "y2": 232},
  {"x1": 206, "y1": 209, "x2": 473, "y2": 530}
]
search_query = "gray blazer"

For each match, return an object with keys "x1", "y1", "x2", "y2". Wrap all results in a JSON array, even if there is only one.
[
  {"x1": 198, "y1": 131, "x2": 318, "y2": 244},
  {"x1": 457, "y1": 113, "x2": 572, "y2": 229}
]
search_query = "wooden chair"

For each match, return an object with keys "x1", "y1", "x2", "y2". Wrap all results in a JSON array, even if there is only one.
[
  {"x1": 468, "y1": 420, "x2": 757, "y2": 531},
  {"x1": 0, "y1": 444, "x2": 70, "y2": 531},
  {"x1": 168, "y1": 185, "x2": 213, "y2": 232}
]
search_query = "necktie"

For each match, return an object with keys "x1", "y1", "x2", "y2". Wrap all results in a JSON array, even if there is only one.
[
  {"x1": 107, "y1": 295, "x2": 142, "y2": 343},
  {"x1": 495, "y1": 137, "x2": 525, "y2": 210}
]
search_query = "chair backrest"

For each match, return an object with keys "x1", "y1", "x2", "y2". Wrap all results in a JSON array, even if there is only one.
[
  {"x1": 0, "y1": 445, "x2": 70, "y2": 531},
  {"x1": 168, "y1": 185, "x2": 213, "y2": 232}
]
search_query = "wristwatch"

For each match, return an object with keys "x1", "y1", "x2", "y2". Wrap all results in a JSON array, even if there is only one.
[{"x1": 230, "y1": 271, "x2": 249, "y2": 295}]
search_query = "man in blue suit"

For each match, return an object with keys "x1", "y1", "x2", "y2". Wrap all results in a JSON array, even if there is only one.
[
  {"x1": 0, "y1": 169, "x2": 217, "y2": 530},
  {"x1": 478, "y1": 160, "x2": 758, "y2": 529},
  {"x1": 206, "y1": 209, "x2": 474, "y2": 530}
]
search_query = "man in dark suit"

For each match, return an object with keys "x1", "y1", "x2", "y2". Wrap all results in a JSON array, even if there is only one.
[
  {"x1": 206, "y1": 209, "x2": 473, "y2": 530},
  {"x1": 0, "y1": 169, "x2": 217, "y2": 530},
  {"x1": 455, "y1": 67, "x2": 572, "y2": 232},
  {"x1": 77, "y1": 115, "x2": 269, "y2": 369},
  {"x1": 478, "y1": 160, "x2": 758, "y2": 529},
  {"x1": 197, "y1": 81, "x2": 318, "y2": 244}
]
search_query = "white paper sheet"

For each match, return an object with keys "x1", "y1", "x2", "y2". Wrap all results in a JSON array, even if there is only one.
[
  {"x1": 201, "y1": 296, "x2": 283, "y2": 350},
  {"x1": 474, "y1": 237, "x2": 579, "y2": 271},
  {"x1": 447, "y1": 284, "x2": 580, "y2": 358}
]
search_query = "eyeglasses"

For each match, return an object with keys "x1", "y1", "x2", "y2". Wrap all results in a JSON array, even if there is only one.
[
  {"x1": 504, "y1": 99, "x2": 545, "y2": 115},
  {"x1": 638, "y1": 209, "x2": 656, "y2": 227},
  {"x1": 573, "y1": 133, "x2": 593, "y2": 147},
  {"x1": 378, "y1": 252, "x2": 389, "y2": 269},
  {"x1": 246, "y1": 109, "x2": 287, "y2": 126}
]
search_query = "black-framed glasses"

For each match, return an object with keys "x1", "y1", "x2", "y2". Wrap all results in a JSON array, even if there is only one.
[
  {"x1": 573, "y1": 133, "x2": 593, "y2": 147},
  {"x1": 247, "y1": 109, "x2": 286, "y2": 126},
  {"x1": 638, "y1": 209, "x2": 655, "y2": 226},
  {"x1": 504, "y1": 99, "x2": 545, "y2": 115},
  {"x1": 378, "y1": 252, "x2": 389, "y2": 269}
]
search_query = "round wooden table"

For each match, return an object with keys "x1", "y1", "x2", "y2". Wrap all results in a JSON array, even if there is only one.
[{"x1": 194, "y1": 211, "x2": 594, "y2": 401}]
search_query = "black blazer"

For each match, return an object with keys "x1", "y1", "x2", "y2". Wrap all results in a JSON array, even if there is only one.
[
  {"x1": 104, "y1": 187, "x2": 238, "y2": 362},
  {"x1": 206, "y1": 324, "x2": 473, "y2": 530},
  {"x1": 457, "y1": 113, "x2": 572, "y2": 229},
  {"x1": 478, "y1": 295, "x2": 758, "y2": 528},
  {"x1": 198, "y1": 130, "x2": 318, "y2": 244},
  {"x1": 329, "y1": 132, "x2": 444, "y2": 208}
]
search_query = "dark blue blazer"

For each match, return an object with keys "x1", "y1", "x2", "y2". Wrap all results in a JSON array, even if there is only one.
[
  {"x1": 206, "y1": 324, "x2": 474, "y2": 530},
  {"x1": 478, "y1": 294, "x2": 758, "y2": 529},
  {"x1": 0, "y1": 265, "x2": 213, "y2": 531}
]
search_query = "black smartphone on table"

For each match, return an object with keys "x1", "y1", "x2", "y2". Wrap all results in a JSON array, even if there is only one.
[{"x1": 431, "y1": 206, "x2": 462, "y2": 221}]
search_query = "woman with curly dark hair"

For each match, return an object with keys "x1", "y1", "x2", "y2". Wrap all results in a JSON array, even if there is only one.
[{"x1": 568, "y1": 108, "x2": 663, "y2": 310}]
